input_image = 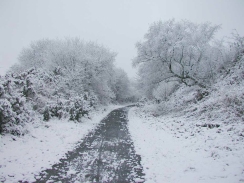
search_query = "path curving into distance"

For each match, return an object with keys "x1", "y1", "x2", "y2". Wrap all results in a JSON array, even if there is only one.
[{"x1": 34, "y1": 106, "x2": 145, "y2": 183}]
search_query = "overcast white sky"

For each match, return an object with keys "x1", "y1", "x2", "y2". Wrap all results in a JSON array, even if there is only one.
[{"x1": 0, "y1": 0, "x2": 243, "y2": 78}]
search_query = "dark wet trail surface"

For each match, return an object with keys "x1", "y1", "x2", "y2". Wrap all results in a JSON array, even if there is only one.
[{"x1": 34, "y1": 106, "x2": 145, "y2": 183}]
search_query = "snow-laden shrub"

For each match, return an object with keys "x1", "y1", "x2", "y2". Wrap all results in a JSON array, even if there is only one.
[
  {"x1": 43, "y1": 101, "x2": 65, "y2": 121},
  {"x1": 1, "y1": 67, "x2": 101, "y2": 134},
  {"x1": 68, "y1": 92, "x2": 98, "y2": 121},
  {"x1": 69, "y1": 95, "x2": 90, "y2": 121},
  {"x1": 194, "y1": 55, "x2": 244, "y2": 122},
  {"x1": 0, "y1": 68, "x2": 59, "y2": 135},
  {"x1": 152, "y1": 81, "x2": 179, "y2": 102},
  {"x1": 145, "y1": 84, "x2": 208, "y2": 116},
  {"x1": 224, "y1": 96, "x2": 244, "y2": 118},
  {"x1": 43, "y1": 107, "x2": 50, "y2": 121},
  {"x1": 16, "y1": 68, "x2": 100, "y2": 122},
  {"x1": 0, "y1": 76, "x2": 32, "y2": 135},
  {"x1": 17, "y1": 68, "x2": 58, "y2": 109},
  {"x1": 43, "y1": 92, "x2": 98, "y2": 122}
]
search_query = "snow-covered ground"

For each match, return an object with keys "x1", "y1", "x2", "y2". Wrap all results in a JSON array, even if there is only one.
[
  {"x1": 128, "y1": 59, "x2": 244, "y2": 182},
  {"x1": 128, "y1": 107, "x2": 244, "y2": 183},
  {"x1": 0, "y1": 105, "x2": 123, "y2": 183}
]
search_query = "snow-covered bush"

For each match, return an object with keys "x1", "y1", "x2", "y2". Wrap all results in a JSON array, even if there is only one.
[
  {"x1": 0, "y1": 68, "x2": 63, "y2": 135},
  {"x1": 0, "y1": 75, "x2": 33, "y2": 135},
  {"x1": 68, "y1": 94, "x2": 96, "y2": 121},
  {"x1": 193, "y1": 55, "x2": 244, "y2": 122},
  {"x1": 43, "y1": 92, "x2": 98, "y2": 122},
  {"x1": 141, "y1": 84, "x2": 206, "y2": 116},
  {"x1": 152, "y1": 81, "x2": 179, "y2": 102},
  {"x1": 0, "y1": 67, "x2": 102, "y2": 135},
  {"x1": 46, "y1": 101, "x2": 66, "y2": 120}
]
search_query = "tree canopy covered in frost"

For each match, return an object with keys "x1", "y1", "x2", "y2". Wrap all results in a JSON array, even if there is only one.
[
  {"x1": 133, "y1": 19, "x2": 243, "y2": 100},
  {"x1": 10, "y1": 38, "x2": 133, "y2": 104},
  {"x1": 0, "y1": 38, "x2": 135, "y2": 135},
  {"x1": 112, "y1": 68, "x2": 133, "y2": 102}
]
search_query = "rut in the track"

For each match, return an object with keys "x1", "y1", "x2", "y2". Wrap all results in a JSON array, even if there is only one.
[{"x1": 34, "y1": 106, "x2": 145, "y2": 183}]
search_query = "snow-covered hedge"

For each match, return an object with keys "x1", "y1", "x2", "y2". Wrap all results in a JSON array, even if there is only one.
[{"x1": 0, "y1": 68, "x2": 99, "y2": 135}]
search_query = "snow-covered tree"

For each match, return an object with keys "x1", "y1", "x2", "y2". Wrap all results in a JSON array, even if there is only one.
[
  {"x1": 133, "y1": 19, "x2": 221, "y2": 98},
  {"x1": 3, "y1": 37, "x2": 134, "y2": 135},
  {"x1": 111, "y1": 68, "x2": 132, "y2": 103},
  {"x1": 9, "y1": 38, "x2": 118, "y2": 104}
]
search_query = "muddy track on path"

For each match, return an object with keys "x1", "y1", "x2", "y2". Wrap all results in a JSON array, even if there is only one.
[{"x1": 34, "y1": 106, "x2": 145, "y2": 183}]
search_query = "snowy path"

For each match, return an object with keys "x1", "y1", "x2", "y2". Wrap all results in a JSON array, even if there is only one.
[{"x1": 34, "y1": 106, "x2": 144, "y2": 183}]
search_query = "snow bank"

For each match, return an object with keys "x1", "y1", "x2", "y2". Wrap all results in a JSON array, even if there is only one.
[
  {"x1": 0, "y1": 105, "x2": 122, "y2": 183},
  {"x1": 128, "y1": 107, "x2": 244, "y2": 183}
]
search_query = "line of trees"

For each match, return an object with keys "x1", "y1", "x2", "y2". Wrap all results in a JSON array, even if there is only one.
[
  {"x1": 11, "y1": 38, "x2": 133, "y2": 104},
  {"x1": 2, "y1": 20, "x2": 243, "y2": 135},
  {"x1": 0, "y1": 38, "x2": 134, "y2": 135}
]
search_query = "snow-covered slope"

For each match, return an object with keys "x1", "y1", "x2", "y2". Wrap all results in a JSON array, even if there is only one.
[{"x1": 128, "y1": 59, "x2": 244, "y2": 182}]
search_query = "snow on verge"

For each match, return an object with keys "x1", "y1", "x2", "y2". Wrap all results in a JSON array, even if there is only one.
[
  {"x1": 128, "y1": 107, "x2": 244, "y2": 183},
  {"x1": 0, "y1": 105, "x2": 123, "y2": 183}
]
